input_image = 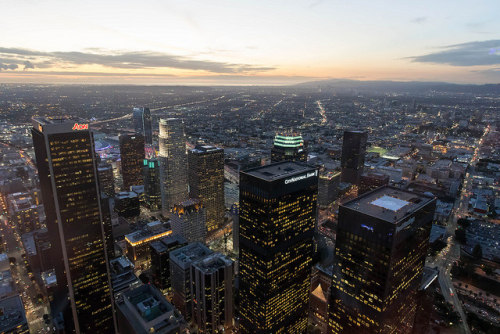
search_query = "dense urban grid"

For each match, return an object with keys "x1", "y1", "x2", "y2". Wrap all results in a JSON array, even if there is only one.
[{"x1": 0, "y1": 82, "x2": 499, "y2": 334}]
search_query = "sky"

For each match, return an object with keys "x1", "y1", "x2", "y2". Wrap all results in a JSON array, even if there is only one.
[{"x1": 0, "y1": 0, "x2": 499, "y2": 85}]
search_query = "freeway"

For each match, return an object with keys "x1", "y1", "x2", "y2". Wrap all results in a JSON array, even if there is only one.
[{"x1": 90, "y1": 95, "x2": 227, "y2": 125}]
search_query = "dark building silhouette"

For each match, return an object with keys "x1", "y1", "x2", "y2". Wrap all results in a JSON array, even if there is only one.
[
  {"x1": 119, "y1": 134, "x2": 145, "y2": 190},
  {"x1": 97, "y1": 162, "x2": 115, "y2": 197},
  {"x1": 143, "y1": 158, "x2": 161, "y2": 211},
  {"x1": 328, "y1": 186, "x2": 436, "y2": 334},
  {"x1": 188, "y1": 145, "x2": 225, "y2": 234},
  {"x1": 340, "y1": 130, "x2": 367, "y2": 185},
  {"x1": 270, "y1": 133, "x2": 307, "y2": 163},
  {"x1": 239, "y1": 161, "x2": 318, "y2": 333},
  {"x1": 150, "y1": 234, "x2": 187, "y2": 291},
  {"x1": 359, "y1": 172, "x2": 390, "y2": 195},
  {"x1": 132, "y1": 107, "x2": 152, "y2": 145},
  {"x1": 31, "y1": 117, "x2": 115, "y2": 333}
]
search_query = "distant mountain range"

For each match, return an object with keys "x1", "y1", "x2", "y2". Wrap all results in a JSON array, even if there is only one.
[{"x1": 295, "y1": 79, "x2": 500, "y2": 94}]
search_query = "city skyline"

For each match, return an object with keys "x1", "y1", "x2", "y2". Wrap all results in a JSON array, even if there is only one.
[{"x1": 0, "y1": 0, "x2": 499, "y2": 84}]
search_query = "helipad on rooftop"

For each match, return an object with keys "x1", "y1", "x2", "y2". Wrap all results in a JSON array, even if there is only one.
[{"x1": 342, "y1": 186, "x2": 433, "y2": 223}]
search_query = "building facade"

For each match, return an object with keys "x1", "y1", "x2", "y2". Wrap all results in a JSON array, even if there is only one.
[
  {"x1": 191, "y1": 253, "x2": 234, "y2": 333},
  {"x1": 188, "y1": 145, "x2": 225, "y2": 234},
  {"x1": 238, "y1": 161, "x2": 318, "y2": 333},
  {"x1": 170, "y1": 199, "x2": 206, "y2": 243},
  {"x1": 150, "y1": 235, "x2": 188, "y2": 291},
  {"x1": 97, "y1": 162, "x2": 115, "y2": 197},
  {"x1": 132, "y1": 107, "x2": 152, "y2": 145},
  {"x1": 340, "y1": 130, "x2": 368, "y2": 185},
  {"x1": 328, "y1": 186, "x2": 436, "y2": 334},
  {"x1": 119, "y1": 134, "x2": 145, "y2": 190},
  {"x1": 159, "y1": 118, "x2": 188, "y2": 216},
  {"x1": 31, "y1": 117, "x2": 115, "y2": 333},
  {"x1": 143, "y1": 158, "x2": 162, "y2": 211}
]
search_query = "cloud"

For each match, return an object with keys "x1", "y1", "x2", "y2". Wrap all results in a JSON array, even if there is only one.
[
  {"x1": 0, "y1": 47, "x2": 275, "y2": 74},
  {"x1": 411, "y1": 17, "x2": 428, "y2": 24},
  {"x1": 0, "y1": 63, "x2": 18, "y2": 71},
  {"x1": 23, "y1": 60, "x2": 34, "y2": 70},
  {"x1": 408, "y1": 40, "x2": 500, "y2": 66}
]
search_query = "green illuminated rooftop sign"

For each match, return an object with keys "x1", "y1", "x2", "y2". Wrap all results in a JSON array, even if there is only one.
[{"x1": 274, "y1": 134, "x2": 304, "y2": 148}]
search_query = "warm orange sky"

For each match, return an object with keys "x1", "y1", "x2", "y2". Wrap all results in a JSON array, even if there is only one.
[{"x1": 1, "y1": 0, "x2": 499, "y2": 85}]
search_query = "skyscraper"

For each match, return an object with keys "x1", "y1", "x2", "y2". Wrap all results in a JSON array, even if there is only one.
[
  {"x1": 143, "y1": 158, "x2": 161, "y2": 211},
  {"x1": 170, "y1": 199, "x2": 206, "y2": 243},
  {"x1": 239, "y1": 161, "x2": 318, "y2": 333},
  {"x1": 340, "y1": 130, "x2": 368, "y2": 185},
  {"x1": 170, "y1": 242, "x2": 212, "y2": 319},
  {"x1": 328, "y1": 186, "x2": 436, "y2": 334},
  {"x1": 97, "y1": 162, "x2": 115, "y2": 197},
  {"x1": 132, "y1": 107, "x2": 152, "y2": 145},
  {"x1": 191, "y1": 253, "x2": 234, "y2": 333},
  {"x1": 270, "y1": 133, "x2": 307, "y2": 163},
  {"x1": 188, "y1": 145, "x2": 225, "y2": 233},
  {"x1": 150, "y1": 234, "x2": 187, "y2": 291},
  {"x1": 31, "y1": 117, "x2": 114, "y2": 333},
  {"x1": 119, "y1": 134, "x2": 145, "y2": 190},
  {"x1": 159, "y1": 118, "x2": 188, "y2": 216}
]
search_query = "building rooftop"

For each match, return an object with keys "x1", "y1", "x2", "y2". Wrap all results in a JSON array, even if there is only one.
[
  {"x1": 117, "y1": 284, "x2": 182, "y2": 334},
  {"x1": 0, "y1": 295, "x2": 28, "y2": 333},
  {"x1": 190, "y1": 145, "x2": 223, "y2": 154},
  {"x1": 342, "y1": 186, "x2": 434, "y2": 223},
  {"x1": 170, "y1": 242, "x2": 212, "y2": 270},
  {"x1": 243, "y1": 161, "x2": 317, "y2": 182},
  {"x1": 192, "y1": 253, "x2": 233, "y2": 274},
  {"x1": 124, "y1": 224, "x2": 171, "y2": 246},
  {"x1": 150, "y1": 235, "x2": 188, "y2": 254}
]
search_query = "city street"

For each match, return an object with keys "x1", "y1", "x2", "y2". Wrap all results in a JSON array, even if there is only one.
[{"x1": 426, "y1": 125, "x2": 490, "y2": 334}]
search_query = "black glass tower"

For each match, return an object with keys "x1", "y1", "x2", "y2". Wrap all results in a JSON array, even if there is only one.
[
  {"x1": 143, "y1": 158, "x2": 161, "y2": 211},
  {"x1": 328, "y1": 186, "x2": 436, "y2": 334},
  {"x1": 31, "y1": 118, "x2": 114, "y2": 333},
  {"x1": 119, "y1": 134, "x2": 145, "y2": 190},
  {"x1": 340, "y1": 130, "x2": 367, "y2": 185},
  {"x1": 238, "y1": 161, "x2": 318, "y2": 333},
  {"x1": 132, "y1": 107, "x2": 152, "y2": 145}
]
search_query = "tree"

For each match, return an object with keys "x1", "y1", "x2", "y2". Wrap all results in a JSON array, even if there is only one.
[{"x1": 472, "y1": 244, "x2": 482, "y2": 260}]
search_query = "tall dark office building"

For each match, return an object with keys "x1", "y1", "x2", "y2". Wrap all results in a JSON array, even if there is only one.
[
  {"x1": 150, "y1": 234, "x2": 187, "y2": 291},
  {"x1": 270, "y1": 133, "x2": 307, "y2": 163},
  {"x1": 239, "y1": 161, "x2": 318, "y2": 333},
  {"x1": 97, "y1": 162, "x2": 115, "y2": 196},
  {"x1": 31, "y1": 118, "x2": 114, "y2": 333},
  {"x1": 340, "y1": 130, "x2": 367, "y2": 185},
  {"x1": 143, "y1": 158, "x2": 161, "y2": 211},
  {"x1": 132, "y1": 107, "x2": 152, "y2": 145},
  {"x1": 328, "y1": 186, "x2": 436, "y2": 334},
  {"x1": 119, "y1": 134, "x2": 145, "y2": 190},
  {"x1": 188, "y1": 145, "x2": 225, "y2": 233}
]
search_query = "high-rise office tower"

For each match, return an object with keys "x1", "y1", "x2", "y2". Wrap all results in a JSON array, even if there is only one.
[
  {"x1": 31, "y1": 118, "x2": 114, "y2": 333},
  {"x1": 170, "y1": 242, "x2": 212, "y2": 319},
  {"x1": 119, "y1": 134, "x2": 145, "y2": 190},
  {"x1": 150, "y1": 234, "x2": 188, "y2": 291},
  {"x1": 170, "y1": 199, "x2": 206, "y2": 243},
  {"x1": 188, "y1": 145, "x2": 225, "y2": 234},
  {"x1": 191, "y1": 253, "x2": 234, "y2": 333},
  {"x1": 97, "y1": 162, "x2": 115, "y2": 197},
  {"x1": 270, "y1": 133, "x2": 307, "y2": 163},
  {"x1": 143, "y1": 158, "x2": 161, "y2": 211},
  {"x1": 132, "y1": 107, "x2": 152, "y2": 145},
  {"x1": 328, "y1": 186, "x2": 436, "y2": 334},
  {"x1": 159, "y1": 118, "x2": 188, "y2": 216},
  {"x1": 239, "y1": 161, "x2": 318, "y2": 333},
  {"x1": 340, "y1": 130, "x2": 368, "y2": 185}
]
